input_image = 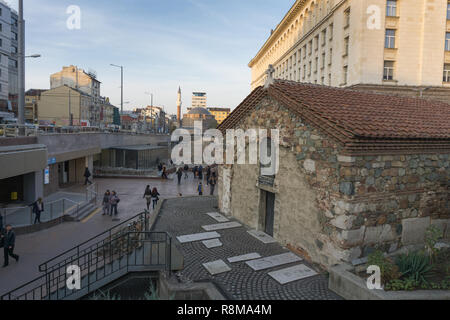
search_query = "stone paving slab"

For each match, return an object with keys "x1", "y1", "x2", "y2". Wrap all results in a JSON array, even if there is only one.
[
  {"x1": 227, "y1": 253, "x2": 262, "y2": 263},
  {"x1": 268, "y1": 264, "x2": 318, "y2": 285},
  {"x1": 176, "y1": 231, "x2": 221, "y2": 243},
  {"x1": 205, "y1": 212, "x2": 229, "y2": 223},
  {"x1": 202, "y1": 221, "x2": 242, "y2": 231},
  {"x1": 247, "y1": 230, "x2": 278, "y2": 244},
  {"x1": 203, "y1": 260, "x2": 232, "y2": 275},
  {"x1": 152, "y1": 197, "x2": 343, "y2": 300},
  {"x1": 202, "y1": 239, "x2": 223, "y2": 248},
  {"x1": 246, "y1": 253, "x2": 303, "y2": 271}
]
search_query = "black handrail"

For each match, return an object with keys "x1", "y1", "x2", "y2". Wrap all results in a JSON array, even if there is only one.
[
  {"x1": 1, "y1": 231, "x2": 172, "y2": 300},
  {"x1": 39, "y1": 211, "x2": 149, "y2": 273}
]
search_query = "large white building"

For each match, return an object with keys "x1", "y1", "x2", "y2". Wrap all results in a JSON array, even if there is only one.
[
  {"x1": 249, "y1": 0, "x2": 450, "y2": 103},
  {"x1": 0, "y1": 0, "x2": 18, "y2": 112}
]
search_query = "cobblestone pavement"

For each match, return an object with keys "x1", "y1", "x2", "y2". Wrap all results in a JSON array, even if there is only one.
[{"x1": 152, "y1": 196, "x2": 343, "y2": 300}]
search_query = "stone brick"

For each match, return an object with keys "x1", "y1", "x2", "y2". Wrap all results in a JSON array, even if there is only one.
[
  {"x1": 339, "y1": 182, "x2": 354, "y2": 196},
  {"x1": 364, "y1": 225, "x2": 396, "y2": 245},
  {"x1": 401, "y1": 217, "x2": 431, "y2": 245},
  {"x1": 330, "y1": 215, "x2": 356, "y2": 230},
  {"x1": 303, "y1": 159, "x2": 316, "y2": 173}
]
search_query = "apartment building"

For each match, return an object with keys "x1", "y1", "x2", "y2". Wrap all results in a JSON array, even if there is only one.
[
  {"x1": 192, "y1": 92, "x2": 207, "y2": 108},
  {"x1": 50, "y1": 66, "x2": 102, "y2": 125},
  {"x1": 249, "y1": 0, "x2": 450, "y2": 103},
  {"x1": 207, "y1": 107, "x2": 231, "y2": 124},
  {"x1": 0, "y1": 1, "x2": 18, "y2": 112}
]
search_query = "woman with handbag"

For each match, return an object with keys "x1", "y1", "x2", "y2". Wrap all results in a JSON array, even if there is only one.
[
  {"x1": 143, "y1": 185, "x2": 152, "y2": 210},
  {"x1": 151, "y1": 188, "x2": 160, "y2": 210}
]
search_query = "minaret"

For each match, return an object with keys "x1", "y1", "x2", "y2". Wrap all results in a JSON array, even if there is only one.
[{"x1": 177, "y1": 86, "x2": 182, "y2": 126}]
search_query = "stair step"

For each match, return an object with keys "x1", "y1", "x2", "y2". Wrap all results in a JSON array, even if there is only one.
[{"x1": 76, "y1": 204, "x2": 97, "y2": 221}]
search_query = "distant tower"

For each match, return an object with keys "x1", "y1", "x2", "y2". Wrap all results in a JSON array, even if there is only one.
[{"x1": 177, "y1": 86, "x2": 182, "y2": 125}]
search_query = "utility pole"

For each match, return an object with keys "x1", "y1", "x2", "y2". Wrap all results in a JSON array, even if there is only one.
[
  {"x1": 110, "y1": 64, "x2": 124, "y2": 114},
  {"x1": 18, "y1": 0, "x2": 25, "y2": 134}
]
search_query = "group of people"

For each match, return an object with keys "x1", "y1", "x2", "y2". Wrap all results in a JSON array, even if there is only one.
[
  {"x1": 143, "y1": 186, "x2": 160, "y2": 210},
  {"x1": 0, "y1": 222, "x2": 19, "y2": 268},
  {"x1": 101, "y1": 190, "x2": 121, "y2": 217},
  {"x1": 174, "y1": 164, "x2": 218, "y2": 196}
]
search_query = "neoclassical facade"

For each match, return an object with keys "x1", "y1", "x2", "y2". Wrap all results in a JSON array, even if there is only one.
[{"x1": 249, "y1": 0, "x2": 450, "y2": 103}]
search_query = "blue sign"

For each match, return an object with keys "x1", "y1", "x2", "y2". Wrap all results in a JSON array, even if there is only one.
[
  {"x1": 48, "y1": 157, "x2": 56, "y2": 165},
  {"x1": 44, "y1": 167, "x2": 50, "y2": 185}
]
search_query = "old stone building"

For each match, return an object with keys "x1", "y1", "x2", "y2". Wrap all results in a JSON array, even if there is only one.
[{"x1": 217, "y1": 79, "x2": 450, "y2": 268}]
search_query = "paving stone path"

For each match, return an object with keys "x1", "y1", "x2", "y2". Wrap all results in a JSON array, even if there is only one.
[{"x1": 152, "y1": 196, "x2": 343, "y2": 300}]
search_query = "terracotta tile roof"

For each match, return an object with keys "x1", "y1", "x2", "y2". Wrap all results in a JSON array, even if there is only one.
[{"x1": 218, "y1": 80, "x2": 450, "y2": 154}]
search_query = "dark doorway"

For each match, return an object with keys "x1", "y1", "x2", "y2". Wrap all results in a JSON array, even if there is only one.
[{"x1": 265, "y1": 192, "x2": 275, "y2": 236}]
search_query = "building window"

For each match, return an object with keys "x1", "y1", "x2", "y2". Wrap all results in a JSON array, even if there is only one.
[
  {"x1": 308, "y1": 62, "x2": 312, "y2": 76},
  {"x1": 314, "y1": 35, "x2": 319, "y2": 51},
  {"x1": 448, "y1": 2, "x2": 450, "y2": 20},
  {"x1": 329, "y1": 24, "x2": 333, "y2": 40},
  {"x1": 303, "y1": 64, "x2": 306, "y2": 79},
  {"x1": 322, "y1": 29, "x2": 327, "y2": 46},
  {"x1": 309, "y1": 40, "x2": 313, "y2": 55},
  {"x1": 322, "y1": 52, "x2": 326, "y2": 68},
  {"x1": 329, "y1": 48, "x2": 333, "y2": 65},
  {"x1": 303, "y1": 45, "x2": 307, "y2": 58},
  {"x1": 344, "y1": 8, "x2": 350, "y2": 28},
  {"x1": 383, "y1": 61, "x2": 395, "y2": 80},
  {"x1": 344, "y1": 37, "x2": 349, "y2": 56},
  {"x1": 329, "y1": 73, "x2": 332, "y2": 85},
  {"x1": 315, "y1": 57, "x2": 318, "y2": 72},
  {"x1": 385, "y1": 29, "x2": 396, "y2": 48},
  {"x1": 343, "y1": 66, "x2": 348, "y2": 84},
  {"x1": 446, "y1": 33, "x2": 450, "y2": 51},
  {"x1": 387, "y1": 0, "x2": 397, "y2": 17},
  {"x1": 444, "y1": 64, "x2": 450, "y2": 82}
]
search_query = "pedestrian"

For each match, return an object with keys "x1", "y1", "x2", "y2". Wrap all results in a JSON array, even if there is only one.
[
  {"x1": 109, "y1": 191, "x2": 120, "y2": 217},
  {"x1": 143, "y1": 185, "x2": 152, "y2": 210},
  {"x1": 102, "y1": 190, "x2": 111, "y2": 215},
  {"x1": 176, "y1": 167, "x2": 183, "y2": 185},
  {"x1": 158, "y1": 162, "x2": 163, "y2": 172},
  {"x1": 84, "y1": 167, "x2": 93, "y2": 185},
  {"x1": 30, "y1": 198, "x2": 44, "y2": 224},
  {"x1": 161, "y1": 166, "x2": 168, "y2": 179},
  {"x1": 151, "y1": 188, "x2": 160, "y2": 210},
  {"x1": 193, "y1": 166, "x2": 198, "y2": 179},
  {"x1": 198, "y1": 165, "x2": 203, "y2": 180},
  {"x1": 2, "y1": 225, "x2": 19, "y2": 268},
  {"x1": 206, "y1": 166, "x2": 211, "y2": 186},
  {"x1": 198, "y1": 182, "x2": 203, "y2": 196},
  {"x1": 184, "y1": 164, "x2": 189, "y2": 179},
  {"x1": 209, "y1": 176, "x2": 216, "y2": 195}
]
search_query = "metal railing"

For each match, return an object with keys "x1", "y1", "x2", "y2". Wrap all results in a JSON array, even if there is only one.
[
  {"x1": 0, "y1": 123, "x2": 170, "y2": 138},
  {"x1": 1, "y1": 198, "x2": 82, "y2": 227},
  {"x1": 1, "y1": 230, "x2": 172, "y2": 300},
  {"x1": 86, "y1": 183, "x2": 98, "y2": 204}
]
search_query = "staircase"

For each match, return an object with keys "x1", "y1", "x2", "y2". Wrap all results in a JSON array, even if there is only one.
[{"x1": 1, "y1": 212, "x2": 182, "y2": 300}]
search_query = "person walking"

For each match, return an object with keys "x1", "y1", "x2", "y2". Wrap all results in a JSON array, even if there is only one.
[
  {"x1": 84, "y1": 167, "x2": 93, "y2": 185},
  {"x1": 30, "y1": 198, "x2": 44, "y2": 224},
  {"x1": 198, "y1": 165, "x2": 203, "y2": 180},
  {"x1": 151, "y1": 188, "x2": 160, "y2": 210},
  {"x1": 161, "y1": 166, "x2": 168, "y2": 179},
  {"x1": 198, "y1": 182, "x2": 203, "y2": 196},
  {"x1": 2, "y1": 225, "x2": 19, "y2": 268},
  {"x1": 193, "y1": 166, "x2": 198, "y2": 179},
  {"x1": 109, "y1": 191, "x2": 120, "y2": 217},
  {"x1": 209, "y1": 175, "x2": 216, "y2": 195},
  {"x1": 143, "y1": 185, "x2": 152, "y2": 211},
  {"x1": 102, "y1": 190, "x2": 111, "y2": 215},
  {"x1": 184, "y1": 164, "x2": 189, "y2": 179},
  {"x1": 176, "y1": 167, "x2": 183, "y2": 185},
  {"x1": 206, "y1": 166, "x2": 211, "y2": 186}
]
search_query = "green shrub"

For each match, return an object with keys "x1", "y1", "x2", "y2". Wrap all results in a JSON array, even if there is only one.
[
  {"x1": 424, "y1": 225, "x2": 443, "y2": 262},
  {"x1": 395, "y1": 251, "x2": 432, "y2": 284},
  {"x1": 367, "y1": 250, "x2": 400, "y2": 284}
]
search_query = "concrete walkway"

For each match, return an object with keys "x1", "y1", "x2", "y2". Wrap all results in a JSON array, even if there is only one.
[{"x1": 0, "y1": 174, "x2": 214, "y2": 297}]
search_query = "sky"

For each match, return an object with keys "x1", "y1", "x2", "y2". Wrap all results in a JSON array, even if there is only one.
[{"x1": 7, "y1": 0, "x2": 293, "y2": 115}]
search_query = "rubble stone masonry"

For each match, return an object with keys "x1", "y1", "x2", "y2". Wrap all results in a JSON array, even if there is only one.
[{"x1": 219, "y1": 96, "x2": 450, "y2": 268}]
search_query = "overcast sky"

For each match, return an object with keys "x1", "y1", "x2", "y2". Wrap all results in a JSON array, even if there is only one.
[{"x1": 8, "y1": 0, "x2": 293, "y2": 115}]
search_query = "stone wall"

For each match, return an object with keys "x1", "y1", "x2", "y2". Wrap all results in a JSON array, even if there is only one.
[{"x1": 219, "y1": 95, "x2": 450, "y2": 268}]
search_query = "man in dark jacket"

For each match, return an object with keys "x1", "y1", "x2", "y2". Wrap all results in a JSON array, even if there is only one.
[
  {"x1": 84, "y1": 167, "x2": 93, "y2": 185},
  {"x1": 30, "y1": 198, "x2": 44, "y2": 224},
  {"x1": 3, "y1": 225, "x2": 19, "y2": 267}
]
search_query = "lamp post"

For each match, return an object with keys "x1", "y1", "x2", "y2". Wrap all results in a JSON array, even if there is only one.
[{"x1": 110, "y1": 64, "x2": 124, "y2": 114}]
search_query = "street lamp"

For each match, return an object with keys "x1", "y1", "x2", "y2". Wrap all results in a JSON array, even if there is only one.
[{"x1": 110, "y1": 64, "x2": 124, "y2": 114}]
